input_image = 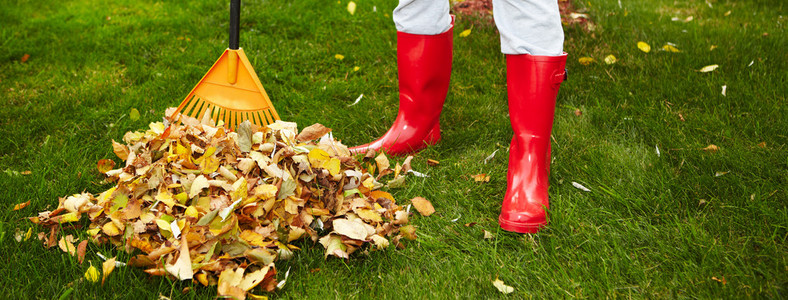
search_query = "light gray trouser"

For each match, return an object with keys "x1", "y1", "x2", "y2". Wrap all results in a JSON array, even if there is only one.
[{"x1": 393, "y1": 0, "x2": 564, "y2": 56}]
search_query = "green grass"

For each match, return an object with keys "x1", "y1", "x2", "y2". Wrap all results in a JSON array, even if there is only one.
[{"x1": 1, "y1": 0, "x2": 786, "y2": 298}]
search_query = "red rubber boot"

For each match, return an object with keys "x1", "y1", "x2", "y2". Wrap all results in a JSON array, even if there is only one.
[
  {"x1": 349, "y1": 22, "x2": 453, "y2": 156},
  {"x1": 499, "y1": 53, "x2": 567, "y2": 234}
]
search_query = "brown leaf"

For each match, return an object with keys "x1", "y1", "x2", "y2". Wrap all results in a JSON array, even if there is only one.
[
  {"x1": 77, "y1": 240, "x2": 88, "y2": 264},
  {"x1": 410, "y1": 197, "x2": 435, "y2": 217},
  {"x1": 296, "y1": 123, "x2": 332, "y2": 142},
  {"x1": 13, "y1": 201, "x2": 30, "y2": 211},
  {"x1": 757, "y1": 142, "x2": 767, "y2": 148},
  {"x1": 464, "y1": 222, "x2": 477, "y2": 227},
  {"x1": 21, "y1": 54, "x2": 30, "y2": 63},
  {"x1": 111, "y1": 140, "x2": 129, "y2": 161},
  {"x1": 102, "y1": 257, "x2": 116, "y2": 285},
  {"x1": 20, "y1": 170, "x2": 31, "y2": 175},
  {"x1": 574, "y1": 109, "x2": 582, "y2": 116}
]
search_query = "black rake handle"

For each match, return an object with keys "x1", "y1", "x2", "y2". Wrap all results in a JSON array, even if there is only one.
[{"x1": 229, "y1": 0, "x2": 240, "y2": 50}]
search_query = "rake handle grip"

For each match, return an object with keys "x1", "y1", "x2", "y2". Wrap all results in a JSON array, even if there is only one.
[{"x1": 229, "y1": 0, "x2": 240, "y2": 49}]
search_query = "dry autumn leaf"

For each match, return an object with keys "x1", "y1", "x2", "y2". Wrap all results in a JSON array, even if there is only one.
[
  {"x1": 472, "y1": 174, "x2": 490, "y2": 182},
  {"x1": 102, "y1": 257, "x2": 116, "y2": 285},
  {"x1": 97, "y1": 159, "x2": 115, "y2": 174},
  {"x1": 604, "y1": 54, "x2": 617, "y2": 65},
  {"x1": 578, "y1": 57, "x2": 595, "y2": 65},
  {"x1": 129, "y1": 108, "x2": 140, "y2": 121},
  {"x1": 334, "y1": 54, "x2": 345, "y2": 60},
  {"x1": 699, "y1": 64, "x2": 719, "y2": 72},
  {"x1": 13, "y1": 201, "x2": 30, "y2": 211},
  {"x1": 85, "y1": 263, "x2": 100, "y2": 283},
  {"x1": 21, "y1": 54, "x2": 30, "y2": 63},
  {"x1": 662, "y1": 44, "x2": 681, "y2": 52},
  {"x1": 493, "y1": 278, "x2": 514, "y2": 294},
  {"x1": 410, "y1": 197, "x2": 435, "y2": 217},
  {"x1": 459, "y1": 28, "x2": 472, "y2": 37},
  {"x1": 347, "y1": 1, "x2": 356, "y2": 15},
  {"x1": 703, "y1": 144, "x2": 720, "y2": 152}
]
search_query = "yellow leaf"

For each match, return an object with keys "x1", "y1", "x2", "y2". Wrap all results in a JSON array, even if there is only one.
[
  {"x1": 637, "y1": 41, "x2": 651, "y2": 53},
  {"x1": 325, "y1": 157, "x2": 341, "y2": 176},
  {"x1": 185, "y1": 206, "x2": 199, "y2": 219},
  {"x1": 493, "y1": 278, "x2": 514, "y2": 294},
  {"x1": 58, "y1": 236, "x2": 77, "y2": 255},
  {"x1": 604, "y1": 54, "x2": 617, "y2": 65},
  {"x1": 102, "y1": 257, "x2": 116, "y2": 285},
  {"x1": 662, "y1": 44, "x2": 681, "y2": 52},
  {"x1": 356, "y1": 209, "x2": 382, "y2": 223},
  {"x1": 308, "y1": 148, "x2": 330, "y2": 169},
  {"x1": 164, "y1": 235, "x2": 194, "y2": 280},
  {"x1": 472, "y1": 174, "x2": 490, "y2": 182},
  {"x1": 85, "y1": 264, "x2": 100, "y2": 283},
  {"x1": 578, "y1": 57, "x2": 595, "y2": 66},
  {"x1": 459, "y1": 29, "x2": 472, "y2": 37},
  {"x1": 699, "y1": 64, "x2": 719, "y2": 72},
  {"x1": 334, "y1": 54, "x2": 345, "y2": 60},
  {"x1": 102, "y1": 221, "x2": 122, "y2": 236},
  {"x1": 347, "y1": 1, "x2": 356, "y2": 15},
  {"x1": 353, "y1": 66, "x2": 360, "y2": 72},
  {"x1": 702, "y1": 144, "x2": 720, "y2": 152},
  {"x1": 129, "y1": 108, "x2": 140, "y2": 121},
  {"x1": 58, "y1": 212, "x2": 81, "y2": 224}
]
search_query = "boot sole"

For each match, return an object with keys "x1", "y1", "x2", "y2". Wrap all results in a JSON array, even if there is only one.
[{"x1": 498, "y1": 216, "x2": 546, "y2": 234}]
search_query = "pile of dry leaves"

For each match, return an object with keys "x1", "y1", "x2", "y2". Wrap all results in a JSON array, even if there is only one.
[{"x1": 31, "y1": 109, "x2": 422, "y2": 299}]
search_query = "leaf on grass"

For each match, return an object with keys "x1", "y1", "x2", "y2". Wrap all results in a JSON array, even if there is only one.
[
  {"x1": 58, "y1": 236, "x2": 77, "y2": 256},
  {"x1": 130, "y1": 108, "x2": 140, "y2": 121},
  {"x1": 334, "y1": 54, "x2": 345, "y2": 60},
  {"x1": 459, "y1": 28, "x2": 472, "y2": 37},
  {"x1": 102, "y1": 257, "x2": 116, "y2": 285},
  {"x1": 85, "y1": 263, "x2": 100, "y2": 283},
  {"x1": 13, "y1": 201, "x2": 30, "y2": 211},
  {"x1": 721, "y1": 85, "x2": 727, "y2": 96},
  {"x1": 711, "y1": 276, "x2": 727, "y2": 285},
  {"x1": 484, "y1": 149, "x2": 498, "y2": 164},
  {"x1": 399, "y1": 225, "x2": 417, "y2": 240},
  {"x1": 604, "y1": 55, "x2": 617, "y2": 65},
  {"x1": 427, "y1": 159, "x2": 440, "y2": 166},
  {"x1": 411, "y1": 197, "x2": 435, "y2": 217},
  {"x1": 699, "y1": 64, "x2": 719, "y2": 72},
  {"x1": 572, "y1": 182, "x2": 591, "y2": 192},
  {"x1": 714, "y1": 171, "x2": 730, "y2": 177},
  {"x1": 482, "y1": 230, "x2": 494, "y2": 239},
  {"x1": 662, "y1": 44, "x2": 681, "y2": 52},
  {"x1": 319, "y1": 234, "x2": 349, "y2": 259},
  {"x1": 21, "y1": 54, "x2": 30, "y2": 63},
  {"x1": 637, "y1": 41, "x2": 651, "y2": 53},
  {"x1": 347, "y1": 1, "x2": 356, "y2": 15},
  {"x1": 472, "y1": 174, "x2": 490, "y2": 182},
  {"x1": 493, "y1": 278, "x2": 514, "y2": 294},
  {"x1": 97, "y1": 159, "x2": 116, "y2": 174},
  {"x1": 77, "y1": 240, "x2": 88, "y2": 264},
  {"x1": 578, "y1": 57, "x2": 595, "y2": 65},
  {"x1": 702, "y1": 144, "x2": 720, "y2": 152}
]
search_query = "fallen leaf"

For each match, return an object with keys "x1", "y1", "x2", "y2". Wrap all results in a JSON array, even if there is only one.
[
  {"x1": 714, "y1": 171, "x2": 730, "y2": 177},
  {"x1": 472, "y1": 174, "x2": 490, "y2": 182},
  {"x1": 85, "y1": 263, "x2": 100, "y2": 283},
  {"x1": 296, "y1": 123, "x2": 332, "y2": 142},
  {"x1": 578, "y1": 57, "x2": 595, "y2": 65},
  {"x1": 13, "y1": 201, "x2": 30, "y2": 211},
  {"x1": 77, "y1": 240, "x2": 88, "y2": 264},
  {"x1": 399, "y1": 225, "x2": 417, "y2": 240},
  {"x1": 165, "y1": 235, "x2": 193, "y2": 280},
  {"x1": 334, "y1": 54, "x2": 345, "y2": 60},
  {"x1": 236, "y1": 120, "x2": 253, "y2": 152},
  {"x1": 347, "y1": 1, "x2": 356, "y2": 15},
  {"x1": 757, "y1": 142, "x2": 767, "y2": 148},
  {"x1": 604, "y1": 54, "x2": 617, "y2": 65},
  {"x1": 459, "y1": 28, "x2": 472, "y2": 37},
  {"x1": 637, "y1": 41, "x2": 651, "y2": 53},
  {"x1": 724, "y1": 10, "x2": 732, "y2": 16},
  {"x1": 572, "y1": 182, "x2": 591, "y2": 192},
  {"x1": 721, "y1": 85, "x2": 727, "y2": 96},
  {"x1": 21, "y1": 170, "x2": 31, "y2": 175},
  {"x1": 702, "y1": 144, "x2": 720, "y2": 152},
  {"x1": 111, "y1": 140, "x2": 130, "y2": 160},
  {"x1": 21, "y1": 54, "x2": 30, "y2": 63},
  {"x1": 464, "y1": 222, "x2": 477, "y2": 227},
  {"x1": 410, "y1": 197, "x2": 435, "y2": 216},
  {"x1": 699, "y1": 64, "x2": 719, "y2": 72},
  {"x1": 353, "y1": 66, "x2": 360, "y2": 72},
  {"x1": 427, "y1": 159, "x2": 440, "y2": 166},
  {"x1": 493, "y1": 278, "x2": 514, "y2": 294},
  {"x1": 59, "y1": 236, "x2": 77, "y2": 256},
  {"x1": 102, "y1": 257, "x2": 116, "y2": 285},
  {"x1": 661, "y1": 44, "x2": 680, "y2": 53},
  {"x1": 574, "y1": 109, "x2": 583, "y2": 116},
  {"x1": 97, "y1": 159, "x2": 116, "y2": 174},
  {"x1": 483, "y1": 149, "x2": 498, "y2": 164},
  {"x1": 333, "y1": 218, "x2": 372, "y2": 240},
  {"x1": 711, "y1": 276, "x2": 727, "y2": 285},
  {"x1": 129, "y1": 108, "x2": 140, "y2": 121},
  {"x1": 482, "y1": 230, "x2": 494, "y2": 239}
]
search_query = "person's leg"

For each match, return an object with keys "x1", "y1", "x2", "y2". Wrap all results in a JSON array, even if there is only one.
[
  {"x1": 350, "y1": 1, "x2": 453, "y2": 155},
  {"x1": 493, "y1": 0, "x2": 567, "y2": 233}
]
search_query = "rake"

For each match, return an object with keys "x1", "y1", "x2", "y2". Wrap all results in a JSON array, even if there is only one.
[{"x1": 169, "y1": 0, "x2": 279, "y2": 130}]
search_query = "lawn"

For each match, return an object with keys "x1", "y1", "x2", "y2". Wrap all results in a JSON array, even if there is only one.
[{"x1": 1, "y1": 0, "x2": 786, "y2": 298}]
